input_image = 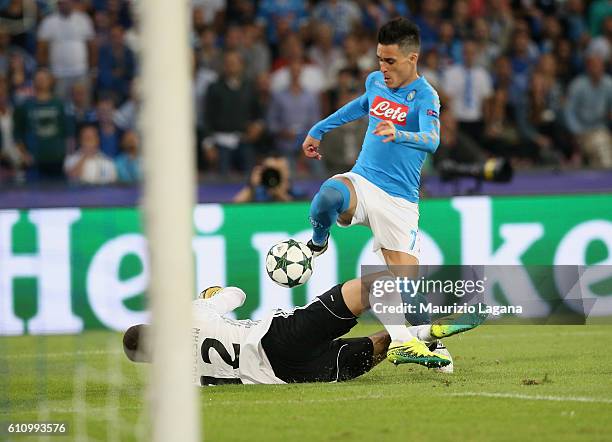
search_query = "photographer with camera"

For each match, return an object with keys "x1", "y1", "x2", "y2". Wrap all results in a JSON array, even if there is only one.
[{"x1": 233, "y1": 155, "x2": 303, "y2": 203}]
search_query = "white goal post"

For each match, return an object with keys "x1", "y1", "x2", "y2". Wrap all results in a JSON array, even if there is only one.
[{"x1": 140, "y1": 0, "x2": 200, "y2": 440}]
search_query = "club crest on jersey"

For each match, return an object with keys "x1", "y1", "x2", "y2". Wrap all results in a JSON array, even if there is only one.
[
  {"x1": 407, "y1": 90, "x2": 416, "y2": 101},
  {"x1": 370, "y1": 96, "x2": 408, "y2": 126}
]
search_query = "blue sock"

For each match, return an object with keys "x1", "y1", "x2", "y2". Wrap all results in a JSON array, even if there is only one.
[{"x1": 309, "y1": 179, "x2": 350, "y2": 246}]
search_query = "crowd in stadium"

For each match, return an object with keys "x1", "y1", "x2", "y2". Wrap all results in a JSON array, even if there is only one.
[{"x1": 0, "y1": 0, "x2": 610, "y2": 185}]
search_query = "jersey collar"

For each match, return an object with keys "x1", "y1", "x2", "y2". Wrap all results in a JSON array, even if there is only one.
[{"x1": 390, "y1": 75, "x2": 423, "y2": 93}]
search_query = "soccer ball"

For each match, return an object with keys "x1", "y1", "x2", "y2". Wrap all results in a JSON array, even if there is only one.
[{"x1": 266, "y1": 239, "x2": 313, "y2": 288}]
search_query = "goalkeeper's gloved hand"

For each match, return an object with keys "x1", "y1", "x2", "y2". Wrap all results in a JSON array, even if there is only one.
[{"x1": 199, "y1": 286, "x2": 223, "y2": 299}]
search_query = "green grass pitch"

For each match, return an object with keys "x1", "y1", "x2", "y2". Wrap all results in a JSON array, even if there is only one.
[{"x1": 2, "y1": 324, "x2": 612, "y2": 441}]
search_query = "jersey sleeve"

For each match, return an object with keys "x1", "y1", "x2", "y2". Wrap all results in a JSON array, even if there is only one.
[
  {"x1": 308, "y1": 94, "x2": 368, "y2": 140},
  {"x1": 307, "y1": 72, "x2": 375, "y2": 140},
  {"x1": 394, "y1": 93, "x2": 441, "y2": 154},
  {"x1": 200, "y1": 287, "x2": 246, "y2": 315}
]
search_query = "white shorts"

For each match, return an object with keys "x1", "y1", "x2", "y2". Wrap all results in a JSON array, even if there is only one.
[{"x1": 333, "y1": 172, "x2": 420, "y2": 259}]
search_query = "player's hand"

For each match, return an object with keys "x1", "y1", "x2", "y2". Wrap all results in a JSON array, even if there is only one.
[
  {"x1": 373, "y1": 120, "x2": 397, "y2": 143},
  {"x1": 200, "y1": 286, "x2": 223, "y2": 299},
  {"x1": 302, "y1": 135, "x2": 322, "y2": 160}
]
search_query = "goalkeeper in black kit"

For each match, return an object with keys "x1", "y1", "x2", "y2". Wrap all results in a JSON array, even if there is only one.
[{"x1": 123, "y1": 276, "x2": 484, "y2": 385}]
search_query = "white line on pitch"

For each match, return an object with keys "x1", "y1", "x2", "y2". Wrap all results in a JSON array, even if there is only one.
[
  {"x1": 449, "y1": 392, "x2": 612, "y2": 404},
  {"x1": 1, "y1": 349, "x2": 122, "y2": 360},
  {"x1": 464, "y1": 331, "x2": 609, "y2": 339}
]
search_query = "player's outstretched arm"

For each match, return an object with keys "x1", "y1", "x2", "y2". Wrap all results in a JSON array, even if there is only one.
[{"x1": 303, "y1": 93, "x2": 369, "y2": 159}]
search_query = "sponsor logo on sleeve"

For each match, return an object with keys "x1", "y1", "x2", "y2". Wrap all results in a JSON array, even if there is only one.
[{"x1": 427, "y1": 109, "x2": 439, "y2": 118}]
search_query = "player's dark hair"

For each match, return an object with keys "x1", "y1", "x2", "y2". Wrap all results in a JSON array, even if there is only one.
[
  {"x1": 378, "y1": 18, "x2": 420, "y2": 53},
  {"x1": 123, "y1": 324, "x2": 150, "y2": 363}
]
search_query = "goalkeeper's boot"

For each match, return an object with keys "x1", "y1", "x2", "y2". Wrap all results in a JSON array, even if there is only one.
[
  {"x1": 429, "y1": 341, "x2": 454, "y2": 373},
  {"x1": 430, "y1": 304, "x2": 488, "y2": 339},
  {"x1": 387, "y1": 337, "x2": 451, "y2": 368},
  {"x1": 198, "y1": 286, "x2": 223, "y2": 299},
  {"x1": 307, "y1": 235, "x2": 329, "y2": 258}
]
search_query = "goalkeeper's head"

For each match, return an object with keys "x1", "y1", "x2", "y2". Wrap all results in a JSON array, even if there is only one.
[{"x1": 123, "y1": 324, "x2": 151, "y2": 363}]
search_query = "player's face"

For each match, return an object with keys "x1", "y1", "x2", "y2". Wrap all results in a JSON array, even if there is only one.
[{"x1": 377, "y1": 44, "x2": 418, "y2": 89}]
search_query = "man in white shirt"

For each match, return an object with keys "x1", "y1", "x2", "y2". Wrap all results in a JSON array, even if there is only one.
[
  {"x1": 442, "y1": 40, "x2": 493, "y2": 145},
  {"x1": 64, "y1": 125, "x2": 117, "y2": 184},
  {"x1": 123, "y1": 274, "x2": 485, "y2": 385},
  {"x1": 37, "y1": 0, "x2": 96, "y2": 100}
]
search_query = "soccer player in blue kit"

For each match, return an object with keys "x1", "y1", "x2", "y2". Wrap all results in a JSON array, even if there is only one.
[{"x1": 302, "y1": 18, "x2": 451, "y2": 369}]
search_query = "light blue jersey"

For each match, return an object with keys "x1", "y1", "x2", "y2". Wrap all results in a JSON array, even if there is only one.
[{"x1": 309, "y1": 71, "x2": 440, "y2": 203}]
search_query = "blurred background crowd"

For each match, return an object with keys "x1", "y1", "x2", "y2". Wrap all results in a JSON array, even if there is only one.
[{"x1": 0, "y1": 0, "x2": 610, "y2": 188}]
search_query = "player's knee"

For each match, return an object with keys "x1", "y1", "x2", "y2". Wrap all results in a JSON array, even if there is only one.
[{"x1": 310, "y1": 179, "x2": 350, "y2": 218}]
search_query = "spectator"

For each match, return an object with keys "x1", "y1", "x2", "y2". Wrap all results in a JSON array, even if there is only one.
[
  {"x1": 97, "y1": 24, "x2": 136, "y2": 103},
  {"x1": 538, "y1": 16, "x2": 563, "y2": 54},
  {"x1": 0, "y1": 0, "x2": 39, "y2": 53},
  {"x1": 267, "y1": 60, "x2": 321, "y2": 175},
  {"x1": 327, "y1": 34, "x2": 376, "y2": 89},
  {"x1": 451, "y1": 0, "x2": 472, "y2": 41},
  {"x1": 7, "y1": 52, "x2": 34, "y2": 105},
  {"x1": 194, "y1": 52, "x2": 218, "y2": 131},
  {"x1": 0, "y1": 28, "x2": 35, "y2": 78},
  {"x1": 472, "y1": 18, "x2": 501, "y2": 70},
  {"x1": 413, "y1": 0, "x2": 444, "y2": 51},
  {"x1": 319, "y1": 90, "x2": 367, "y2": 175},
  {"x1": 252, "y1": 71, "x2": 276, "y2": 158},
  {"x1": 202, "y1": 50, "x2": 263, "y2": 174},
  {"x1": 420, "y1": 49, "x2": 442, "y2": 90},
  {"x1": 588, "y1": 0, "x2": 612, "y2": 37},
  {"x1": 483, "y1": 0, "x2": 514, "y2": 50},
  {"x1": 484, "y1": 55, "x2": 521, "y2": 156},
  {"x1": 434, "y1": 109, "x2": 487, "y2": 167},
  {"x1": 97, "y1": 97, "x2": 121, "y2": 157},
  {"x1": 113, "y1": 79, "x2": 138, "y2": 131},
  {"x1": 100, "y1": 0, "x2": 133, "y2": 30},
  {"x1": 326, "y1": 66, "x2": 361, "y2": 112},
  {"x1": 515, "y1": 71, "x2": 566, "y2": 165},
  {"x1": 270, "y1": 35, "x2": 326, "y2": 94},
  {"x1": 196, "y1": 26, "x2": 222, "y2": 74},
  {"x1": 256, "y1": 0, "x2": 308, "y2": 47},
  {"x1": 562, "y1": 0, "x2": 589, "y2": 44},
  {"x1": 435, "y1": 20, "x2": 462, "y2": 67},
  {"x1": 587, "y1": 16, "x2": 612, "y2": 64},
  {"x1": 564, "y1": 53, "x2": 612, "y2": 167},
  {"x1": 93, "y1": 9, "x2": 112, "y2": 48},
  {"x1": 37, "y1": 0, "x2": 97, "y2": 100},
  {"x1": 233, "y1": 155, "x2": 301, "y2": 202},
  {"x1": 66, "y1": 81, "x2": 97, "y2": 132},
  {"x1": 442, "y1": 40, "x2": 493, "y2": 146},
  {"x1": 508, "y1": 29, "x2": 541, "y2": 95},
  {"x1": 308, "y1": 23, "x2": 343, "y2": 91},
  {"x1": 360, "y1": 0, "x2": 407, "y2": 33},
  {"x1": 114, "y1": 129, "x2": 140, "y2": 182},
  {"x1": 0, "y1": 75, "x2": 20, "y2": 176},
  {"x1": 13, "y1": 69, "x2": 70, "y2": 181},
  {"x1": 223, "y1": 24, "x2": 244, "y2": 53},
  {"x1": 241, "y1": 23, "x2": 271, "y2": 80},
  {"x1": 64, "y1": 124, "x2": 117, "y2": 184},
  {"x1": 554, "y1": 39, "x2": 581, "y2": 87},
  {"x1": 192, "y1": 0, "x2": 226, "y2": 29},
  {"x1": 193, "y1": 50, "x2": 218, "y2": 171},
  {"x1": 225, "y1": 0, "x2": 256, "y2": 26},
  {"x1": 311, "y1": 0, "x2": 362, "y2": 45}
]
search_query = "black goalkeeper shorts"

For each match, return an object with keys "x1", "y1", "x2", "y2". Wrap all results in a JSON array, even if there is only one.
[{"x1": 261, "y1": 284, "x2": 374, "y2": 383}]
